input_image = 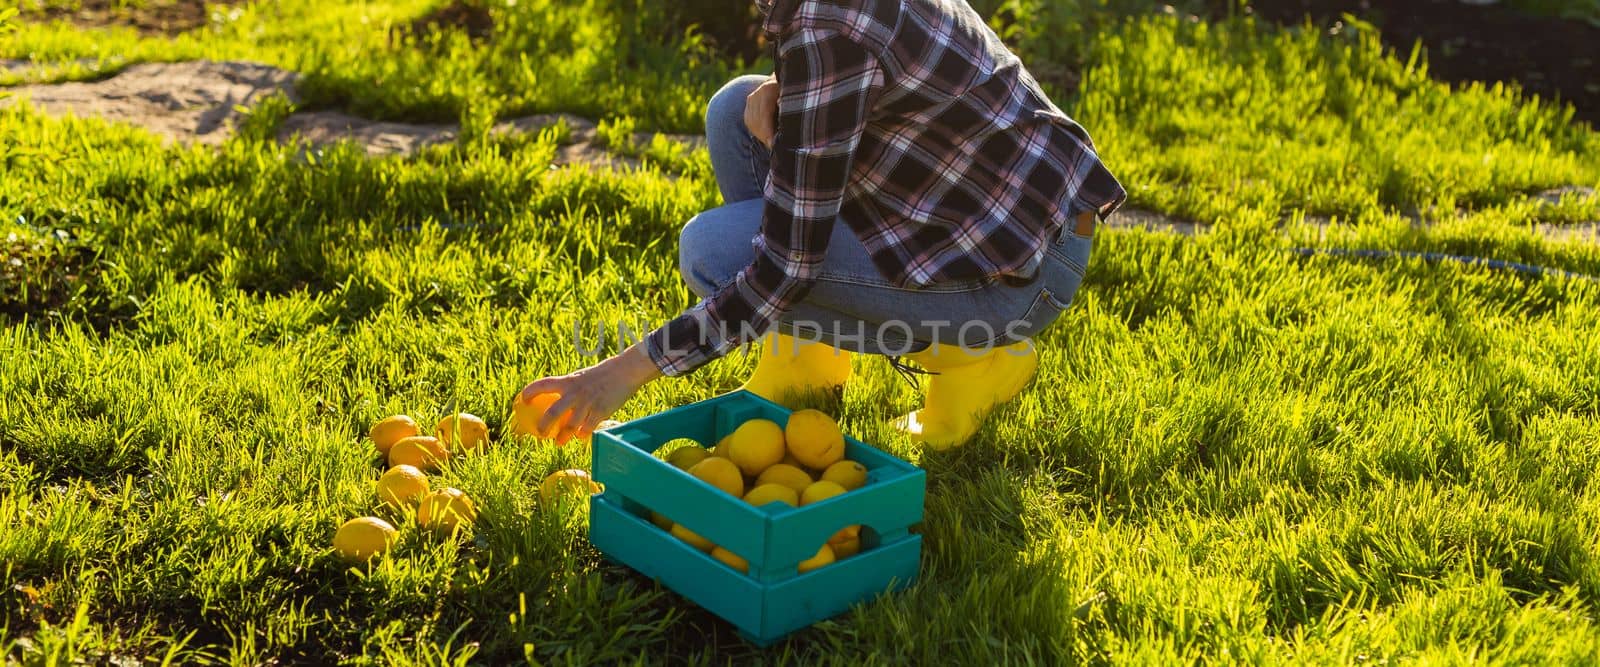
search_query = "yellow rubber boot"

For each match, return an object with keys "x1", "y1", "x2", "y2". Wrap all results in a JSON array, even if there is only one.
[
  {"x1": 738, "y1": 333, "x2": 852, "y2": 408},
  {"x1": 893, "y1": 341, "x2": 1038, "y2": 449}
]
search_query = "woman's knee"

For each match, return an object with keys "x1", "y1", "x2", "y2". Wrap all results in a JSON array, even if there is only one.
[
  {"x1": 705, "y1": 74, "x2": 769, "y2": 137},
  {"x1": 677, "y1": 202, "x2": 760, "y2": 297}
]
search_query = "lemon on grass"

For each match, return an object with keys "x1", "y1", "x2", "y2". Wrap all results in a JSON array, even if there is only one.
[
  {"x1": 540, "y1": 469, "x2": 602, "y2": 506},
  {"x1": 388, "y1": 436, "x2": 449, "y2": 472},
  {"x1": 820, "y1": 460, "x2": 868, "y2": 491},
  {"x1": 756, "y1": 463, "x2": 813, "y2": 494},
  {"x1": 785, "y1": 410, "x2": 845, "y2": 470},
  {"x1": 688, "y1": 457, "x2": 744, "y2": 498},
  {"x1": 436, "y1": 413, "x2": 490, "y2": 454},
  {"x1": 333, "y1": 517, "x2": 398, "y2": 562},
  {"x1": 587, "y1": 419, "x2": 624, "y2": 442},
  {"x1": 727, "y1": 419, "x2": 785, "y2": 476},
  {"x1": 376, "y1": 464, "x2": 430, "y2": 508},
  {"x1": 418, "y1": 487, "x2": 478, "y2": 534},
  {"x1": 369, "y1": 415, "x2": 420, "y2": 455},
  {"x1": 797, "y1": 543, "x2": 835, "y2": 573},
  {"x1": 743, "y1": 483, "x2": 799, "y2": 508}
]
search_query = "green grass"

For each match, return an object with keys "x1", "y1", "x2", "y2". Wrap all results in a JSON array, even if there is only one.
[
  {"x1": 5, "y1": 0, "x2": 1600, "y2": 663},
  {"x1": 1083, "y1": 16, "x2": 1600, "y2": 224},
  {"x1": 1, "y1": 0, "x2": 741, "y2": 133}
]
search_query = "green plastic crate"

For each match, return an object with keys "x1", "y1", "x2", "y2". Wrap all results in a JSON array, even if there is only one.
[{"x1": 588, "y1": 390, "x2": 925, "y2": 646}]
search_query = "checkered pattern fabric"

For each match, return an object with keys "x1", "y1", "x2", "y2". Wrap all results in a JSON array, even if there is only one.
[{"x1": 647, "y1": 0, "x2": 1126, "y2": 375}]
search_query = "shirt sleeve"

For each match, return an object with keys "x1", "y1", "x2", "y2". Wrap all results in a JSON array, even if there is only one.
[{"x1": 645, "y1": 28, "x2": 883, "y2": 376}]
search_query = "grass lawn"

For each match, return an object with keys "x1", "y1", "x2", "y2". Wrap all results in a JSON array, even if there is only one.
[{"x1": 5, "y1": 0, "x2": 1600, "y2": 663}]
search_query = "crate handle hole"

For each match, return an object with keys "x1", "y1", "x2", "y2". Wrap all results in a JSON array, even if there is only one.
[{"x1": 859, "y1": 524, "x2": 882, "y2": 550}]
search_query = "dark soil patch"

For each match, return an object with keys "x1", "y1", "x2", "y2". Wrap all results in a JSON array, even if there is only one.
[
  {"x1": 666, "y1": 0, "x2": 769, "y2": 66},
  {"x1": 18, "y1": 0, "x2": 240, "y2": 36},
  {"x1": 1237, "y1": 0, "x2": 1600, "y2": 127},
  {"x1": 0, "y1": 210, "x2": 130, "y2": 333},
  {"x1": 0, "y1": 229, "x2": 96, "y2": 323},
  {"x1": 391, "y1": 0, "x2": 495, "y2": 45}
]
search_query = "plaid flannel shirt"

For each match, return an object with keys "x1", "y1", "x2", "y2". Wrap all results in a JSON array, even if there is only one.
[{"x1": 645, "y1": 0, "x2": 1126, "y2": 376}]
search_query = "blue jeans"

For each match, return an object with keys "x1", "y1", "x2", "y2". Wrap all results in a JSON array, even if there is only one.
[{"x1": 678, "y1": 75, "x2": 1094, "y2": 355}]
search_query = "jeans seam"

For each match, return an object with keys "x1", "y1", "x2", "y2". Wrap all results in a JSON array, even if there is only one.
[
  {"x1": 747, "y1": 141, "x2": 766, "y2": 195},
  {"x1": 981, "y1": 288, "x2": 1063, "y2": 346},
  {"x1": 1046, "y1": 235, "x2": 1092, "y2": 275},
  {"x1": 1046, "y1": 250, "x2": 1089, "y2": 277}
]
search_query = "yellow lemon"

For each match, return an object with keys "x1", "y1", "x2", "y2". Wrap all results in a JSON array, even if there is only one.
[
  {"x1": 650, "y1": 511, "x2": 673, "y2": 530},
  {"x1": 800, "y1": 480, "x2": 847, "y2": 506},
  {"x1": 333, "y1": 517, "x2": 398, "y2": 562},
  {"x1": 727, "y1": 419, "x2": 785, "y2": 476},
  {"x1": 743, "y1": 483, "x2": 800, "y2": 509},
  {"x1": 540, "y1": 469, "x2": 602, "y2": 506},
  {"x1": 665, "y1": 444, "x2": 711, "y2": 471},
  {"x1": 512, "y1": 392, "x2": 565, "y2": 439},
  {"x1": 756, "y1": 463, "x2": 813, "y2": 494},
  {"x1": 780, "y1": 452, "x2": 805, "y2": 469},
  {"x1": 369, "y1": 415, "x2": 420, "y2": 455},
  {"x1": 709, "y1": 435, "x2": 732, "y2": 458},
  {"x1": 436, "y1": 413, "x2": 490, "y2": 453},
  {"x1": 797, "y1": 543, "x2": 835, "y2": 573},
  {"x1": 581, "y1": 419, "x2": 625, "y2": 446},
  {"x1": 388, "y1": 436, "x2": 449, "y2": 472},
  {"x1": 711, "y1": 546, "x2": 748, "y2": 573},
  {"x1": 828, "y1": 524, "x2": 861, "y2": 551},
  {"x1": 670, "y1": 523, "x2": 714, "y2": 552},
  {"x1": 820, "y1": 460, "x2": 868, "y2": 491},
  {"x1": 417, "y1": 487, "x2": 478, "y2": 534},
  {"x1": 830, "y1": 536, "x2": 861, "y2": 559},
  {"x1": 376, "y1": 464, "x2": 430, "y2": 508},
  {"x1": 688, "y1": 457, "x2": 744, "y2": 498},
  {"x1": 829, "y1": 524, "x2": 861, "y2": 543},
  {"x1": 785, "y1": 410, "x2": 845, "y2": 470}
]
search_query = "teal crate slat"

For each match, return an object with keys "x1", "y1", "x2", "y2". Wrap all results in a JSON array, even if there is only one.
[
  {"x1": 762, "y1": 468, "x2": 924, "y2": 569},
  {"x1": 842, "y1": 438, "x2": 919, "y2": 475},
  {"x1": 588, "y1": 390, "x2": 925, "y2": 644},
  {"x1": 591, "y1": 496, "x2": 764, "y2": 625},
  {"x1": 758, "y1": 536, "x2": 922, "y2": 644},
  {"x1": 594, "y1": 426, "x2": 768, "y2": 559}
]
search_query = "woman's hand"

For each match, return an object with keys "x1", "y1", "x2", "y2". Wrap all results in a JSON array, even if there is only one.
[
  {"x1": 520, "y1": 343, "x2": 663, "y2": 446},
  {"x1": 744, "y1": 73, "x2": 779, "y2": 148}
]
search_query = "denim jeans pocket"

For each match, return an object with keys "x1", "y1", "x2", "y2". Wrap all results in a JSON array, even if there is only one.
[
  {"x1": 1047, "y1": 232, "x2": 1094, "y2": 278},
  {"x1": 996, "y1": 286, "x2": 1071, "y2": 343}
]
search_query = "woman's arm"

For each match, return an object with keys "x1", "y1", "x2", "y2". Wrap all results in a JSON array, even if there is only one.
[
  {"x1": 519, "y1": 30, "x2": 881, "y2": 444},
  {"x1": 641, "y1": 28, "x2": 883, "y2": 377}
]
